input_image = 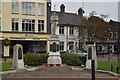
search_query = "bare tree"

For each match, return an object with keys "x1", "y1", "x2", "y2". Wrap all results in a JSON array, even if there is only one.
[
  {"x1": 100, "y1": 14, "x2": 109, "y2": 19},
  {"x1": 89, "y1": 11, "x2": 97, "y2": 16},
  {"x1": 78, "y1": 16, "x2": 96, "y2": 49},
  {"x1": 78, "y1": 13, "x2": 108, "y2": 49},
  {"x1": 100, "y1": 14, "x2": 109, "y2": 20}
]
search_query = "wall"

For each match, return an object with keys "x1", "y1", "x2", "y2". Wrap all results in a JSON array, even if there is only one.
[
  {"x1": 118, "y1": 1, "x2": 120, "y2": 22},
  {"x1": 56, "y1": 25, "x2": 79, "y2": 51},
  {"x1": 2, "y1": 0, "x2": 47, "y2": 33},
  {"x1": 0, "y1": 40, "x2": 2, "y2": 54}
]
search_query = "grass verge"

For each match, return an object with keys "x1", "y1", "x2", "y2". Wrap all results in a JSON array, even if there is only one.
[
  {"x1": 97, "y1": 61, "x2": 120, "y2": 74},
  {"x1": 0, "y1": 62, "x2": 12, "y2": 72}
]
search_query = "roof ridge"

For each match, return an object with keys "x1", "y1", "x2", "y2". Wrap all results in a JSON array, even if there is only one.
[{"x1": 51, "y1": 11, "x2": 78, "y2": 16}]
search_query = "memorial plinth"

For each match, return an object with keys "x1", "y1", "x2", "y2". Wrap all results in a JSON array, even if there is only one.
[
  {"x1": 86, "y1": 42, "x2": 97, "y2": 69},
  {"x1": 47, "y1": 35, "x2": 62, "y2": 66},
  {"x1": 47, "y1": 12, "x2": 62, "y2": 66},
  {"x1": 12, "y1": 44, "x2": 26, "y2": 72}
]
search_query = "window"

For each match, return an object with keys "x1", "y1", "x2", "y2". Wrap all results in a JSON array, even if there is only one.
[
  {"x1": 97, "y1": 46, "x2": 102, "y2": 53},
  {"x1": 69, "y1": 27, "x2": 74, "y2": 35},
  {"x1": 59, "y1": 26, "x2": 64, "y2": 34},
  {"x1": 110, "y1": 32, "x2": 113, "y2": 38},
  {"x1": 22, "y1": 19, "x2": 35, "y2": 32},
  {"x1": 22, "y1": 2, "x2": 35, "y2": 15},
  {"x1": 38, "y1": 20, "x2": 44, "y2": 32},
  {"x1": 69, "y1": 42, "x2": 74, "y2": 50},
  {"x1": 115, "y1": 32, "x2": 118, "y2": 38},
  {"x1": 114, "y1": 45, "x2": 118, "y2": 52},
  {"x1": 12, "y1": 18, "x2": 18, "y2": 31},
  {"x1": 12, "y1": 0, "x2": 19, "y2": 13},
  {"x1": 59, "y1": 42, "x2": 64, "y2": 51},
  {"x1": 0, "y1": 0, "x2": 1, "y2": 13},
  {"x1": 0, "y1": 17, "x2": 1, "y2": 31},
  {"x1": 102, "y1": 45, "x2": 107, "y2": 53},
  {"x1": 38, "y1": 3, "x2": 44, "y2": 15}
]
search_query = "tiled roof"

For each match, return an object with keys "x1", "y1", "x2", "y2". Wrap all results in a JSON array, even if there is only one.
[{"x1": 51, "y1": 11, "x2": 81, "y2": 26}]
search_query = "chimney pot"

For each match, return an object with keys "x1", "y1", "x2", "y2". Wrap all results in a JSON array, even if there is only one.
[
  {"x1": 78, "y1": 7, "x2": 84, "y2": 16},
  {"x1": 60, "y1": 4, "x2": 65, "y2": 13}
]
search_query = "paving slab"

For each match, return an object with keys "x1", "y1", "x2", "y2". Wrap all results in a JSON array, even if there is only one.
[{"x1": 2, "y1": 66, "x2": 117, "y2": 78}]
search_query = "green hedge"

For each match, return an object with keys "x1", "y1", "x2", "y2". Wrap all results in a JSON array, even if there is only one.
[
  {"x1": 79, "y1": 56, "x2": 86, "y2": 65},
  {"x1": 24, "y1": 53, "x2": 86, "y2": 66},
  {"x1": 24, "y1": 53, "x2": 48, "y2": 66},
  {"x1": 60, "y1": 53, "x2": 86, "y2": 66}
]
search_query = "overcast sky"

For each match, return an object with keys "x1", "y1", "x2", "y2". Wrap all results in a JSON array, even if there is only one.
[{"x1": 51, "y1": 0, "x2": 120, "y2": 21}]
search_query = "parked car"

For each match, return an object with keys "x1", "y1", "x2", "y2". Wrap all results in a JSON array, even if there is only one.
[{"x1": 69, "y1": 50, "x2": 87, "y2": 56}]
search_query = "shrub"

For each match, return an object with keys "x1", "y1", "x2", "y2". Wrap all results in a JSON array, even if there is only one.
[
  {"x1": 24, "y1": 53, "x2": 39, "y2": 66},
  {"x1": 37, "y1": 54, "x2": 49, "y2": 65},
  {"x1": 24, "y1": 53, "x2": 86, "y2": 66},
  {"x1": 79, "y1": 56, "x2": 86, "y2": 65},
  {"x1": 60, "y1": 53, "x2": 81, "y2": 66},
  {"x1": 24, "y1": 53, "x2": 48, "y2": 66},
  {"x1": 77, "y1": 48, "x2": 85, "y2": 51}
]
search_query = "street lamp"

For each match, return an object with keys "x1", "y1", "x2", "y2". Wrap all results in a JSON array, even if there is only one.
[
  {"x1": 108, "y1": 28, "x2": 111, "y2": 55},
  {"x1": 106, "y1": 28, "x2": 112, "y2": 61}
]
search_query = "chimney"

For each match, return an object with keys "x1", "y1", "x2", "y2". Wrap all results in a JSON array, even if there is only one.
[
  {"x1": 78, "y1": 7, "x2": 84, "y2": 16},
  {"x1": 60, "y1": 4, "x2": 65, "y2": 13}
]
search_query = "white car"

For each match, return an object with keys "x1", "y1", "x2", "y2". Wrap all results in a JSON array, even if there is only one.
[{"x1": 69, "y1": 50, "x2": 87, "y2": 56}]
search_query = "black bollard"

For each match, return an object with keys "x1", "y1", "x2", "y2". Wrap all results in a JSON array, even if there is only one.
[
  {"x1": 118, "y1": 58, "x2": 120, "y2": 63},
  {"x1": 91, "y1": 60, "x2": 95, "y2": 80},
  {"x1": 111, "y1": 65, "x2": 113, "y2": 72},
  {"x1": 4, "y1": 59, "x2": 7, "y2": 63},
  {"x1": 108, "y1": 57, "x2": 110, "y2": 61},
  {"x1": 116, "y1": 67, "x2": 119, "y2": 74}
]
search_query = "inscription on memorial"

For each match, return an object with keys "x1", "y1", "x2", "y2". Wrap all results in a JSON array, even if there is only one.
[
  {"x1": 18, "y1": 47, "x2": 22, "y2": 59},
  {"x1": 57, "y1": 44, "x2": 59, "y2": 51},
  {"x1": 88, "y1": 47, "x2": 92, "y2": 59},
  {"x1": 52, "y1": 42, "x2": 57, "y2": 52},
  {"x1": 50, "y1": 42, "x2": 58, "y2": 52}
]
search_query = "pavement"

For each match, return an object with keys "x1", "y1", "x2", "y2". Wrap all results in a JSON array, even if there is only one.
[
  {"x1": 1, "y1": 66, "x2": 119, "y2": 79},
  {"x1": 1, "y1": 77, "x2": 120, "y2": 80},
  {"x1": 1, "y1": 54, "x2": 120, "y2": 80}
]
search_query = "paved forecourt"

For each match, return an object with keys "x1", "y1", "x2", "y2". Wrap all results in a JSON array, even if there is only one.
[
  {"x1": 2, "y1": 66, "x2": 120, "y2": 80},
  {"x1": 2, "y1": 77, "x2": 120, "y2": 80}
]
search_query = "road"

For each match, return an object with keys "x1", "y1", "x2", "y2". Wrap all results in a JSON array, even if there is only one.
[{"x1": 97, "y1": 55, "x2": 120, "y2": 62}]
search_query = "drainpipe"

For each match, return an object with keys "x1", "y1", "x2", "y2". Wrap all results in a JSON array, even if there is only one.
[{"x1": 66, "y1": 26, "x2": 68, "y2": 52}]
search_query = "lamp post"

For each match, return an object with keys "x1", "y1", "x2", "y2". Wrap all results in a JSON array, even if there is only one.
[
  {"x1": 108, "y1": 28, "x2": 111, "y2": 55},
  {"x1": 107, "y1": 28, "x2": 111, "y2": 61}
]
